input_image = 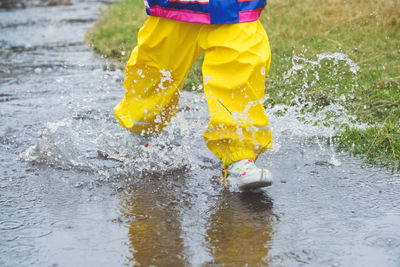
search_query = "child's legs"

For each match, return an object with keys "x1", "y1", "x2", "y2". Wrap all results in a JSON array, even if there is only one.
[
  {"x1": 114, "y1": 17, "x2": 203, "y2": 135},
  {"x1": 201, "y1": 20, "x2": 272, "y2": 167}
]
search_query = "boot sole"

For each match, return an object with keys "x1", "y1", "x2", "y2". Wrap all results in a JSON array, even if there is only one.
[{"x1": 239, "y1": 180, "x2": 273, "y2": 191}]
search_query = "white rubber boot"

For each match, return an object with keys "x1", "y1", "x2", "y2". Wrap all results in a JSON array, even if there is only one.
[{"x1": 226, "y1": 159, "x2": 273, "y2": 190}]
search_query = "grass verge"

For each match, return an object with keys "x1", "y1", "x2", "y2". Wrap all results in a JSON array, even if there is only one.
[{"x1": 86, "y1": 0, "x2": 400, "y2": 170}]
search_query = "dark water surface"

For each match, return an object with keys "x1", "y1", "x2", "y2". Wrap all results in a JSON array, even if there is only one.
[{"x1": 1, "y1": 1, "x2": 400, "y2": 266}]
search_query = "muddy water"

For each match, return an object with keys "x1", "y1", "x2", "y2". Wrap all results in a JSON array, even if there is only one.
[{"x1": 1, "y1": 1, "x2": 399, "y2": 266}]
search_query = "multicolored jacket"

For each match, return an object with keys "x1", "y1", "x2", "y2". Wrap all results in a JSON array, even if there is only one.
[{"x1": 144, "y1": 0, "x2": 267, "y2": 24}]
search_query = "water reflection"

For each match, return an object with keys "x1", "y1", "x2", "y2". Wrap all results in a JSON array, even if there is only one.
[
  {"x1": 204, "y1": 190, "x2": 275, "y2": 266},
  {"x1": 120, "y1": 172, "x2": 189, "y2": 266},
  {"x1": 121, "y1": 174, "x2": 275, "y2": 266}
]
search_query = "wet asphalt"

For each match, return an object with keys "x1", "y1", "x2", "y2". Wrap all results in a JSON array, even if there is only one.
[{"x1": 0, "y1": 1, "x2": 399, "y2": 266}]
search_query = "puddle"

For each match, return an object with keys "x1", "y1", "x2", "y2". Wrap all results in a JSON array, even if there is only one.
[{"x1": 0, "y1": 0, "x2": 399, "y2": 266}]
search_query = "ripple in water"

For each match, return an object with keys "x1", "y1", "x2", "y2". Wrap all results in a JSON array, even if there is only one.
[{"x1": 0, "y1": 220, "x2": 24, "y2": 230}]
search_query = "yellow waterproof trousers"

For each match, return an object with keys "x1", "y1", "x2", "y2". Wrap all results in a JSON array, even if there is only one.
[{"x1": 114, "y1": 16, "x2": 272, "y2": 167}]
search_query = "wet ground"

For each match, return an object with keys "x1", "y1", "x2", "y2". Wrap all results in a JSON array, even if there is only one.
[{"x1": 1, "y1": 1, "x2": 400, "y2": 266}]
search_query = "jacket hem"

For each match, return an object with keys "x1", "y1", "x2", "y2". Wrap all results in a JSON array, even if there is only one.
[
  {"x1": 148, "y1": 6, "x2": 211, "y2": 24},
  {"x1": 147, "y1": 6, "x2": 262, "y2": 24}
]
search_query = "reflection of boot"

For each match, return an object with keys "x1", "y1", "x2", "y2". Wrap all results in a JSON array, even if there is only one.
[
  {"x1": 127, "y1": 215, "x2": 186, "y2": 266},
  {"x1": 227, "y1": 159, "x2": 273, "y2": 190},
  {"x1": 120, "y1": 175, "x2": 188, "y2": 267},
  {"x1": 205, "y1": 191, "x2": 274, "y2": 266}
]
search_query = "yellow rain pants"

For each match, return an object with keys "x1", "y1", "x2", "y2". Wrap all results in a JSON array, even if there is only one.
[{"x1": 114, "y1": 16, "x2": 272, "y2": 168}]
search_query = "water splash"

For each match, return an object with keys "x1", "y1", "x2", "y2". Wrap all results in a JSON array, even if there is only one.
[
  {"x1": 284, "y1": 52, "x2": 360, "y2": 80},
  {"x1": 20, "y1": 92, "x2": 211, "y2": 181},
  {"x1": 20, "y1": 51, "x2": 366, "y2": 184},
  {"x1": 21, "y1": 119, "x2": 98, "y2": 172},
  {"x1": 158, "y1": 69, "x2": 172, "y2": 90},
  {"x1": 282, "y1": 52, "x2": 360, "y2": 106},
  {"x1": 266, "y1": 51, "x2": 366, "y2": 151}
]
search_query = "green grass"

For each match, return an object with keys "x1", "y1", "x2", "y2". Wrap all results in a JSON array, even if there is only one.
[
  {"x1": 86, "y1": 0, "x2": 146, "y2": 62},
  {"x1": 86, "y1": 0, "x2": 400, "y2": 169}
]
